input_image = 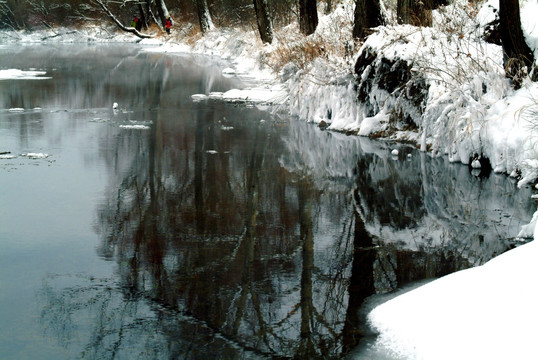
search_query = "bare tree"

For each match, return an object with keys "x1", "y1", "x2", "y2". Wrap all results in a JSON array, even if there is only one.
[
  {"x1": 193, "y1": 0, "x2": 214, "y2": 34},
  {"x1": 499, "y1": 0, "x2": 536, "y2": 87},
  {"x1": 93, "y1": 0, "x2": 153, "y2": 38},
  {"x1": 0, "y1": 1, "x2": 25, "y2": 30},
  {"x1": 253, "y1": 0, "x2": 273, "y2": 43},
  {"x1": 298, "y1": 0, "x2": 318, "y2": 35},
  {"x1": 397, "y1": 0, "x2": 432, "y2": 27},
  {"x1": 353, "y1": 0, "x2": 384, "y2": 39},
  {"x1": 154, "y1": 0, "x2": 170, "y2": 28}
]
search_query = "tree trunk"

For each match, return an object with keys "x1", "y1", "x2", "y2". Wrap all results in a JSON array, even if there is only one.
[
  {"x1": 298, "y1": 0, "x2": 318, "y2": 36},
  {"x1": 138, "y1": 3, "x2": 148, "y2": 30},
  {"x1": 397, "y1": 0, "x2": 432, "y2": 27},
  {"x1": 353, "y1": 0, "x2": 384, "y2": 39},
  {"x1": 154, "y1": 0, "x2": 170, "y2": 28},
  {"x1": 499, "y1": 0, "x2": 535, "y2": 87},
  {"x1": 253, "y1": 0, "x2": 273, "y2": 44},
  {"x1": 145, "y1": 0, "x2": 160, "y2": 29},
  {"x1": 193, "y1": 0, "x2": 214, "y2": 34},
  {"x1": 325, "y1": 0, "x2": 332, "y2": 14}
]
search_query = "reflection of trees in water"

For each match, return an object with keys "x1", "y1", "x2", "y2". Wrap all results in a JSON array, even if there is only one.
[
  {"x1": 39, "y1": 109, "x2": 535, "y2": 359},
  {"x1": 38, "y1": 273, "x2": 265, "y2": 359},
  {"x1": 36, "y1": 58, "x2": 535, "y2": 358},
  {"x1": 39, "y1": 95, "x2": 369, "y2": 358},
  {"x1": 283, "y1": 119, "x2": 534, "y2": 290},
  {"x1": 353, "y1": 149, "x2": 534, "y2": 291}
]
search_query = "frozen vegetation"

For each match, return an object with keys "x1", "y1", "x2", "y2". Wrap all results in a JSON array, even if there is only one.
[{"x1": 1, "y1": 0, "x2": 537, "y2": 358}]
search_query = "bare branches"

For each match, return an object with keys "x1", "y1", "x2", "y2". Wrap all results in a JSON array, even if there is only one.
[{"x1": 92, "y1": 0, "x2": 153, "y2": 38}]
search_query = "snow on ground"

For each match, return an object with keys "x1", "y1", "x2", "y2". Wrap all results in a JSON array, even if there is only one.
[
  {"x1": 21, "y1": 152, "x2": 50, "y2": 159},
  {"x1": 365, "y1": 219, "x2": 538, "y2": 360},
  {"x1": 119, "y1": 124, "x2": 150, "y2": 130},
  {"x1": 0, "y1": 69, "x2": 50, "y2": 80}
]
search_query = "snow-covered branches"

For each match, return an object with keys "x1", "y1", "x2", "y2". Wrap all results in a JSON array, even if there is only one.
[{"x1": 93, "y1": 0, "x2": 153, "y2": 38}]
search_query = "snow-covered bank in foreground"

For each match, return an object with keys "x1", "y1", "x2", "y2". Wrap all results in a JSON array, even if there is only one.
[{"x1": 361, "y1": 220, "x2": 538, "y2": 360}]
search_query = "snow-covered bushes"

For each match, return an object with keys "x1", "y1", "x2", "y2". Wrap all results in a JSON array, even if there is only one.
[{"x1": 283, "y1": 0, "x2": 538, "y2": 187}]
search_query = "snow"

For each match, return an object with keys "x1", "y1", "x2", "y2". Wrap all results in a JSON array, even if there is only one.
[
  {"x1": 221, "y1": 84, "x2": 287, "y2": 104},
  {"x1": 1, "y1": 1, "x2": 538, "y2": 358},
  {"x1": 21, "y1": 152, "x2": 50, "y2": 159},
  {"x1": 366, "y1": 217, "x2": 538, "y2": 360},
  {"x1": 0, "y1": 69, "x2": 50, "y2": 80},
  {"x1": 119, "y1": 125, "x2": 150, "y2": 130},
  {"x1": 191, "y1": 94, "x2": 208, "y2": 101}
]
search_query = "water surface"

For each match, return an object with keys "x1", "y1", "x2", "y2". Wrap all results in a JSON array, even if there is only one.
[{"x1": 0, "y1": 44, "x2": 535, "y2": 359}]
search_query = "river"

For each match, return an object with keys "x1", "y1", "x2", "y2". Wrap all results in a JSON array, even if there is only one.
[{"x1": 0, "y1": 44, "x2": 535, "y2": 359}]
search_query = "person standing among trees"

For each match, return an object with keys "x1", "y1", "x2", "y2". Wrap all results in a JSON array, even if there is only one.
[
  {"x1": 165, "y1": 16, "x2": 172, "y2": 34},
  {"x1": 135, "y1": 15, "x2": 142, "y2": 31}
]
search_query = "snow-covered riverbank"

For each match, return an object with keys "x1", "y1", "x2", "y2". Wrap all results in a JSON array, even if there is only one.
[{"x1": 1, "y1": 2, "x2": 537, "y2": 187}]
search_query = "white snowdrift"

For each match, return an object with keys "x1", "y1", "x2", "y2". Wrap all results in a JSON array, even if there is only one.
[
  {"x1": 0, "y1": 69, "x2": 50, "y2": 80},
  {"x1": 21, "y1": 152, "x2": 50, "y2": 159},
  {"x1": 367, "y1": 217, "x2": 538, "y2": 360}
]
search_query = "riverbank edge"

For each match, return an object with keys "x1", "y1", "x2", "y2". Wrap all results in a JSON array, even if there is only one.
[{"x1": 1, "y1": 14, "x2": 538, "y2": 190}]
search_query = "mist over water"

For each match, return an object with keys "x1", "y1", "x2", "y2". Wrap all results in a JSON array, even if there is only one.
[{"x1": 0, "y1": 44, "x2": 534, "y2": 360}]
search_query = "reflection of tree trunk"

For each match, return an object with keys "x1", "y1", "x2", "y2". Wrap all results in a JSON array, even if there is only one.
[
  {"x1": 342, "y1": 190, "x2": 375, "y2": 353},
  {"x1": 206, "y1": 111, "x2": 218, "y2": 215},
  {"x1": 147, "y1": 101, "x2": 169, "y2": 302},
  {"x1": 194, "y1": 112, "x2": 205, "y2": 233},
  {"x1": 297, "y1": 181, "x2": 316, "y2": 358},
  {"x1": 232, "y1": 126, "x2": 266, "y2": 335}
]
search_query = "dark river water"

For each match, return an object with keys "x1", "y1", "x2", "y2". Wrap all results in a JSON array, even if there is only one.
[{"x1": 0, "y1": 44, "x2": 535, "y2": 360}]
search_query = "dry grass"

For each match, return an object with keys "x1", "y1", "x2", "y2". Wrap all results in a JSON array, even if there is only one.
[
  {"x1": 178, "y1": 23, "x2": 202, "y2": 45},
  {"x1": 268, "y1": 35, "x2": 328, "y2": 71},
  {"x1": 262, "y1": 8, "x2": 354, "y2": 73}
]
